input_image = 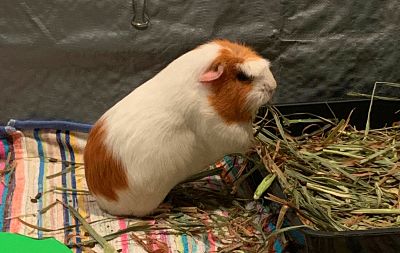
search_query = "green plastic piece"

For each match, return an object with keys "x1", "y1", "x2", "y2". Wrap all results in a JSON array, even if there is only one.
[{"x1": 0, "y1": 232, "x2": 72, "y2": 253}]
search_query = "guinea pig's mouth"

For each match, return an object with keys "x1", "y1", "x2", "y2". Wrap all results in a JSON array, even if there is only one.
[{"x1": 245, "y1": 89, "x2": 275, "y2": 114}]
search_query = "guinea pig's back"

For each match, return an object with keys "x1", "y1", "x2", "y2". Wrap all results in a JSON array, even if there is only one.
[{"x1": 84, "y1": 82, "x2": 204, "y2": 216}]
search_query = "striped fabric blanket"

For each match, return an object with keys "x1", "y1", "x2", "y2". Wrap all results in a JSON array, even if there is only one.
[{"x1": 0, "y1": 120, "x2": 291, "y2": 253}]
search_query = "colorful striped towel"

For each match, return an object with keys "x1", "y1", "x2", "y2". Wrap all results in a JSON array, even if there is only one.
[{"x1": 0, "y1": 120, "x2": 290, "y2": 253}]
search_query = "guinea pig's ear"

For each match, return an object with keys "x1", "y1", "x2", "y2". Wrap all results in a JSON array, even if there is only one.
[{"x1": 199, "y1": 65, "x2": 224, "y2": 83}]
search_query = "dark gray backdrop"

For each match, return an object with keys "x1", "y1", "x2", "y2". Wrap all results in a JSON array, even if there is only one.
[{"x1": 1, "y1": 0, "x2": 399, "y2": 124}]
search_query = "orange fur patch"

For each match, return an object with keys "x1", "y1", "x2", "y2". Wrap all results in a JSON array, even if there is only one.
[
  {"x1": 214, "y1": 40, "x2": 262, "y2": 61},
  {"x1": 207, "y1": 40, "x2": 263, "y2": 123},
  {"x1": 84, "y1": 119, "x2": 129, "y2": 201}
]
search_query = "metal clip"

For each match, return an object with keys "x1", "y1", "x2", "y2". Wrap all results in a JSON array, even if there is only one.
[{"x1": 132, "y1": 0, "x2": 149, "y2": 30}]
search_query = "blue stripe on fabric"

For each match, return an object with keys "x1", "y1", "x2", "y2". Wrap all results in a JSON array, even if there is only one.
[
  {"x1": 274, "y1": 236, "x2": 283, "y2": 253},
  {"x1": 56, "y1": 130, "x2": 71, "y2": 240},
  {"x1": 0, "y1": 139, "x2": 10, "y2": 230},
  {"x1": 33, "y1": 129, "x2": 45, "y2": 238},
  {"x1": 181, "y1": 234, "x2": 189, "y2": 253},
  {"x1": 203, "y1": 234, "x2": 210, "y2": 252},
  {"x1": 2, "y1": 134, "x2": 16, "y2": 232},
  {"x1": 8, "y1": 120, "x2": 92, "y2": 133},
  {"x1": 65, "y1": 131, "x2": 81, "y2": 253}
]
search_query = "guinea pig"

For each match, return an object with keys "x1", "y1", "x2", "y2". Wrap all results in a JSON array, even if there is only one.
[{"x1": 84, "y1": 39, "x2": 277, "y2": 217}]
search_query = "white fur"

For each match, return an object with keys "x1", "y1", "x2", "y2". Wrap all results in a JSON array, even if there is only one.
[
  {"x1": 240, "y1": 59, "x2": 277, "y2": 113},
  {"x1": 93, "y1": 42, "x2": 276, "y2": 216}
]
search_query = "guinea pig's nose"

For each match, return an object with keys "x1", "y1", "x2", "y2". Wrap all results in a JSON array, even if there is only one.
[
  {"x1": 264, "y1": 80, "x2": 277, "y2": 95},
  {"x1": 265, "y1": 70, "x2": 277, "y2": 90}
]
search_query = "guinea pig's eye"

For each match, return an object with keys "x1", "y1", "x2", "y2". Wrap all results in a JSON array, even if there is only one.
[{"x1": 236, "y1": 71, "x2": 253, "y2": 82}]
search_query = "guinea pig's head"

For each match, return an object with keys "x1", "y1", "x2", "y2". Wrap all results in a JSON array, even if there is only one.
[{"x1": 199, "y1": 40, "x2": 277, "y2": 124}]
